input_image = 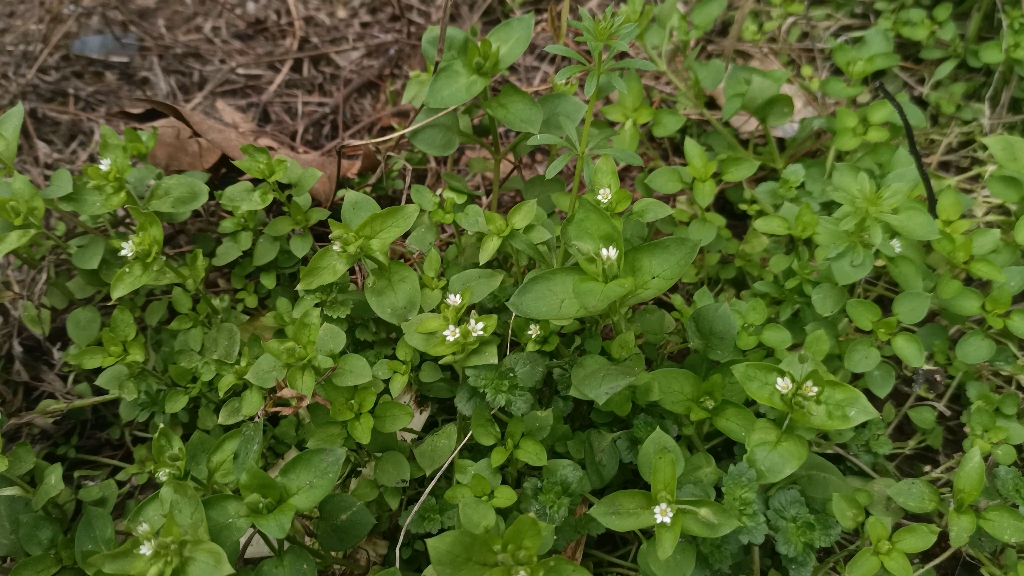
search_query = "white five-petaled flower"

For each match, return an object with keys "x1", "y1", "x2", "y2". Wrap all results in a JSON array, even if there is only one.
[
  {"x1": 119, "y1": 238, "x2": 136, "y2": 258},
  {"x1": 653, "y1": 502, "x2": 674, "y2": 524},
  {"x1": 600, "y1": 246, "x2": 619, "y2": 262},
  {"x1": 527, "y1": 323, "x2": 542, "y2": 339},
  {"x1": 802, "y1": 381, "x2": 819, "y2": 397},
  {"x1": 445, "y1": 293, "x2": 462, "y2": 306},
  {"x1": 775, "y1": 376, "x2": 794, "y2": 394},
  {"x1": 98, "y1": 157, "x2": 112, "y2": 172},
  {"x1": 468, "y1": 318, "x2": 485, "y2": 337},
  {"x1": 332, "y1": 240, "x2": 343, "y2": 252},
  {"x1": 443, "y1": 325, "x2": 460, "y2": 342},
  {"x1": 155, "y1": 468, "x2": 172, "y2": 482},
  {"x1": 138, "y1": 540, "x2": 155, "y2": 556},
  {"x1": 597, "y1": 187, "x2": 612, "y2": 204},
  {"x1": 890, "y1": 238, "x2": 902, "y2": 253}
]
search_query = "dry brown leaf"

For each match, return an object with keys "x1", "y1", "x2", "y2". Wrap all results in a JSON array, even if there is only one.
[
  {"x1": 146, "y1": 117, "x2": 223, "y2": 172},
  {"x1": 131, "y1": 98, "x2": 365, "y2": 206},
  {"x1": 709, "y1": 55, "x2": 819, "y2": 139},
  {"x1": 213, "y1": 98, "x2": 257, "y2": 132},
  {"x1": 560, "y1": 500, "x2": 591, "y2": 563}
]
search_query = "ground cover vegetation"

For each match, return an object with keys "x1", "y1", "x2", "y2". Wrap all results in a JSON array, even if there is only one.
[{"x1": 2, "y1": 1, "x2": 1024, "y2": 575}]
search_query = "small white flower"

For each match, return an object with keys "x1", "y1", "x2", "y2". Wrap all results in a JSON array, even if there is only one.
[
  {"x1": 138, "y1": 540, "x2": 155, "y2": 556},
  {"x1": 596, "y1": 187, "x2": 612, "y2": 204},
  {"x1": 516, "y1": 571, "x2": 529, "y2": 576},
  {"x1": 468, "y1": 318, "x2": 485, "y2": 337},
  {"x1": 119, "y1": 238, "x2": 136, "y2": 258},
  {"x1": 135, "y1": 523, "x2": 152, "y2": 537},
  {"x1": 445, "y1": 293, "x2": 462, "y2": 306},
  {"x1": 155, "y1": 468, "x2": 172, "y2": 482},
  {"x1": 802, "y1": 381, "x2": 819, "y2": 397},
  {"x1": 600, "y1": 246, "x2": 619, "y2": 261},
  {"x1": 527, "y1": 323, "x2": 542, "y2": 339},
  {"x1": 331, "y1": 240, "x2": 343, "y2": 252},
  {"x1": 443, "y1": 325, "x2": 460, "y2": 342},
  {"x1": 889, "y1": 238, "x2": 902, "y2": 253},
  {"x1": 775, "y1": 376, "x2": 794, "y2": 394},
  {"x1": 98, "y1": 157, "x2": 112, "y2": 172},
  {"x1": 653, "y1": 502, "x2": 674, "y2": 524}
]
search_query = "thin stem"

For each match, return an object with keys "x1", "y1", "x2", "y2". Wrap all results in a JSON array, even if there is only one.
[
  {"x1": 35, "y1": 393, "x2": 120, "y2": 414},
  {"x1": 567, "y1": 51, "x2": 604, "y2": 217},
  {"x1": 913, "y1": 545, "x2": 960, "y2": 576},
  {"x1": 586, "y1": 549, "x2": 640, "y2": 570},
  {"x1": 483, "y1": 88, "x2": 504, "y2": 212},
  {"x1": 74, "y1": 454, "x2": 130, "y2": 468},
  {"x1": 751, "y1": 544, "x2": 760, "y2": 576}
]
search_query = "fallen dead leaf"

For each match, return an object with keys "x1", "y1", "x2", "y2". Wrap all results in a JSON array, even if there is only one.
[
  {"x1": 709, "y1": 54, "x2": 820, "y2": 139},
  {"x1": 561, "y1": 499, "x2": 590, "y2": 564},
  {"x1": 129, "y1": 98, "x2": 367, "y2": 206}
]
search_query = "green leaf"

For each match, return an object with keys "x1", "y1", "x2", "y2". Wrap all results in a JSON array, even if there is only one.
[
  {"x1": 75, "y1": 506, "x2": 116, "y2": 572},
  {"x1": 955, "y1": 330, "x2": 996, "y2": 365},
  {"x1": 953, "y1": 447, "x2": 985, "y2": 509},
  {"x1": 844, "y1": 338, "x2": 881, "y2": 373},
  {"x1": 245, "y1": 353, "x2": 286, "y2": 388},
  {"x1": 297, "y1": 248, "x2": 355, "y2": 291},
  {"x1": 277, "y1": 448, "x2": 346, "y2": 512},
  {"x1": 878, "y1": 209, "x2": 939, "y2": 241},
  {"x1": 374, "y1": 451, "x2": 411, "y2": 487},
  {"x1": 448, "y1": 269, "x2": 504, "y2": 304},
  {"x1": 145, "y1": 175, "x2": 210, "y2": 212},
  {"x1": 810, "y1": 283, "x2": 847, "y2": 316},
  {"x1": 891, "y1": 332, "x2": 925, "y2": 367},
  {"x1": 651, "y1": 109, "x2": 686, "y2": 138},
  {"x1": 8, "y1": 554, "x2": 60, "y2": 576},
  {"x1": 424, "y1": 60, "x2": 490, "y2": 108},
  {"x1": 947, "y1": 507, "x2": 976, "y2": 547},
  {"x1": 0, "y1": 229, "x2": 37, "y2": 258},
  {"x1": 892, "y1": 291, "x2": 930, "y2": 324},
  {"x1": 32, "y1": 463, "x2": 64, "y2": 510},
  {"x1": 887, "y1": 478, "x2": 940, "y2": 513},
  {"x1": 356, "y1": 204, "x2": 420, "y2": 251},
  {"x1": 425, "y1": 530, "x2": 498, "y2": 576},
  {"x1": 66, "y1": 305, "x2": 102, "y2": 346},
  {"x1": 744, "y1": 419, "x2": 808, "y2": 484},
  {"x1": 507, "y1": 267, "x2": 590, "y2": 320},
  {"x1": 637, "y1": 539, "x2": 696, "y2": 576},
  {"x1": 0, "y1": 102, "x2": 25, "y2": 169},
  {"x1": 845, "y1": 548, "x2": 881, "y2": 576},
  {"x1": 317, "y1": 493, "x2": 376, "y2": 552},
  {"x1": 645, "y1": 166, "x2": 692, "y2": 194},
  {"x1": 253, "y1": 547, "x2": 316, "y2": 576},
  {"x1": 890, "y1": 523, "x2": 939, "y2": 553},
  {"x1": 569, "y1": 354, "x2": 643, "y2": 405},
  {"x1": 330, "y1": 354, "x2": 372, "y2": 386},
  {"x1": 674, "y1": 499, "x2": 739, "y2": 537},
  {"x1": 486, "y1": 13, "x2": 535, "y2": 70},
  {"x1": 373, "y1": 401, "x2": 414, "y2": 433},
  {"x1": 879, "y1": 550, "x2": 913, "y2": 576},
  {"x1": 459, "y1": 497, "x2": 496, "y2": 534},
  {"x1": 589, "y1": 490, "x2": 656, "y2": 531},
  {"x1": 983, "y1": 135, "x2": 1024, "y2": 169},
  {"x1": 415, "y1": 422, "x2": 458, "y2": 475},
  {"x1": 978, "y1": 504, "x2": 1024, "y2": 544},
  {"x1": 731, "y1": 363, "x2": 791, "y2": 412},
  {"x1": 408, "y1": 107, "x2": 462, "y2": 156},
  {"x1": 685, "y1": 302, "x2": 736, "y2": 361},
  {"x1": 178, "y1": 540, "x2": 235, "y2": 576},
  {"x1": 365, "y1": 261, "x2": 422, "y2": 325},
  {"x1": 482, "y1": 83, "x2": 542, "y2": 133},
  {"x1": 637, "y1": 427, "x2": 686, "y2": 483}
]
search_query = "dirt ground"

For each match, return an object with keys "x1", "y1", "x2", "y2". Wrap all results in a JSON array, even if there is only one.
[{"x1": 0, "y1": 0, "x2": 560, "y2": 183}]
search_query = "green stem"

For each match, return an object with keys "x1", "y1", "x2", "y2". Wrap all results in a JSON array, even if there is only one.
[
  {"x1": 762, "y1": 124, "x2": 783, "y2": 170},
  {"x1": 567, "y1": 51, "x2": 604, "y2": 217},
  {"x1": 35, "y1": 393, "x2": 120, "y2": 414},
  {"x1": 75, "y1": 454, "x2": 131, "y2": 468},
  {"x1": 483, "y1": 88, "x2": 504, "y2": 212},
  {"x1": 0, "y1": 472, "x2": 33, "y2": 493}
]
